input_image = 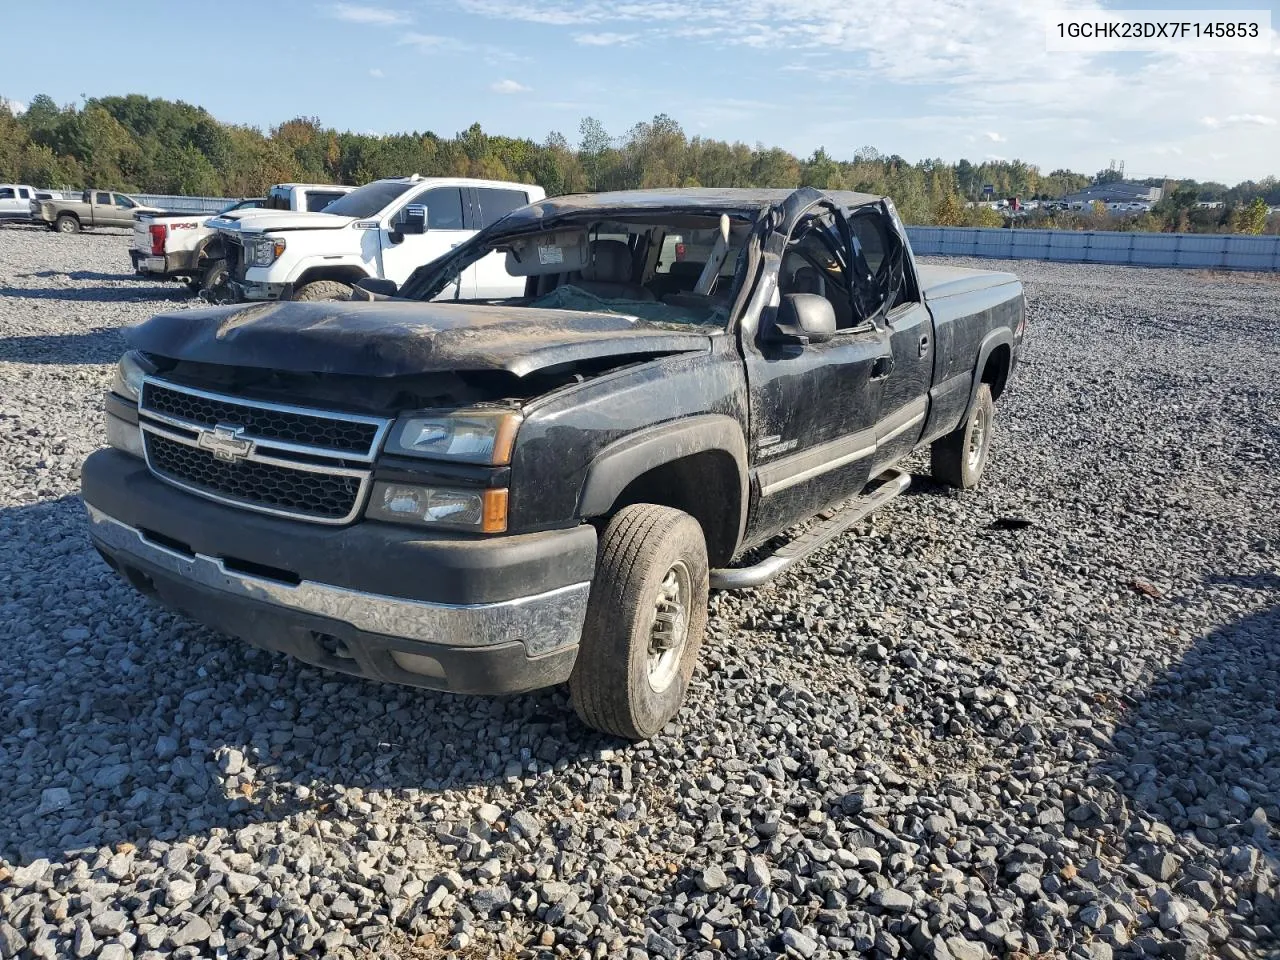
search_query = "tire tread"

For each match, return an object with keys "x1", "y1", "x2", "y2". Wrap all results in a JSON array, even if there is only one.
[{"x1": 570, "y1": 504, "x2": 704, "y2": 739}]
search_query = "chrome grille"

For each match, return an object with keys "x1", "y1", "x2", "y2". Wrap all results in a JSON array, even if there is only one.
[
  {"x1": 137, "y1": 377, "x2": 390, "y2": 525},
  {"x1": 145, "y1": 433, "x2": 362, "y2": 521},
  {"x1": 143, "y1": 382, "x2": 380, "y2": 455}
]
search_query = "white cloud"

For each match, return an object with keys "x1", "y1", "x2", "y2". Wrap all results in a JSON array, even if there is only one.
[
  {"x1": 369, "y1": 67, "x2": 385, "y2": 78},
  {"x1": 399, "y1": 31, "x2": 451, "y2": 49},
  {"x1": 451, "y1": 0, "x2": 1279, "y2": 180},
  {"x1": 396, "y1": 31, "x2": 523, "y2": 64},
  {"x1": 326, "y1": 3, "x2": 411, "y2": 25},
  {"x1": 984, "y1": 154, "x2": 1008, "y2": 162},
  {"x1": 490, "y1": 79, "x2": 531, "y2": 94},
  {"x1": 574, "y1": 32, "x2": 639, "y2": 46},
  {"x1": 1202, "y1": 113, "x2": 1275, "y2": 128},
  {"x1": 1, "y1": 97, "x2": 25, "y2": 114}
]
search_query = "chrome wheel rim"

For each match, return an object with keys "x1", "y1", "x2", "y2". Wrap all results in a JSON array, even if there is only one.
[
  {"x1": 647, "y1": 561, "x2": 691, "y2": 693},
  {"x1": 967, "y1": 406, "x2": 989, "y2": 470}
]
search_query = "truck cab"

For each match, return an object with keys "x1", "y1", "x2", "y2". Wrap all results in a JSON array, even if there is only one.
[
  {"x1": 210, "y1": 175, "x2": 546, "y2": 302},
  {"x1": 261, "y1": 183, "x2": 353, "y2": 213},
  {"x1": 0, "y1": 184, "x2": 37, "y2": 223}
]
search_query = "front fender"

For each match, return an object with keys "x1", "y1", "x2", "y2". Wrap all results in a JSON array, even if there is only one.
[{"x1": 577, "y1": 414, "x2": 750, "y2": 552}]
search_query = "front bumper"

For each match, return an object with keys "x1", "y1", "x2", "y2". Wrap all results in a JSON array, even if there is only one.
[
  {"x1": 228, "y1": 278, "x2": 293, "y2": 301},
  {"x1": 82, "y1": 449, "x2": 596, "y2": 694}
]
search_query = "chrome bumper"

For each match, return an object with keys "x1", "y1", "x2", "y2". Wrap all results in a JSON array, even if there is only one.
[{"x1": 86, "y1": 505, "x2": 590, "y2": 655}]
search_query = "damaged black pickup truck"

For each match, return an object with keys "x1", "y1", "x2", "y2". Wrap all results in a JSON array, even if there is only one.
[{"x1": 82, "y1": 186, "x2": 1025, "y2": 739}]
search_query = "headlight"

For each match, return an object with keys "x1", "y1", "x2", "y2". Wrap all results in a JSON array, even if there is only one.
[
  {"x1": 385, "y1": 410, "x2": 521, "y2": 465},
  {"x1": 365, "y1": 482, "x2": 508, "y2": 533},
  {"x1": 247, "y1": 236, "x2": 285, "y2": 267},
  {"x1": 110, "y1": 351, "x2": 154, "y2": 403}
]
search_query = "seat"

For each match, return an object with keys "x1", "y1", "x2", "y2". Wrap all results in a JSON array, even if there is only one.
[
  {"x1": 574, "y1": 239, "x2": 655, "y2": 301},
  {"x1": 648, "y1": 260, "x2": 704, "y2": 299}
]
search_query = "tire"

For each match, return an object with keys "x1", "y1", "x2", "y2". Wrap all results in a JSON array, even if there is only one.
[
  {"x1": 570, "y1": 504, "x2": 709, "y2": 740},
  {"x1": 200, "y1": 258, "x2": 228, "y2": 293},
  {"x1": 931, "y1": 383, "x2": 994, "y2": 489},
  {"x1": 55, "y1": 215, "x2": 80, "y2": 234},
  {"x1": 293, "y1": 280, "x2": 352, "y2": 302}
]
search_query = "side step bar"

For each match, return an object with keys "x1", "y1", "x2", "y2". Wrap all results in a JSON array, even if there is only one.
[{"x1": 709, "y1": 468, "x2": 911, "y2": 590}]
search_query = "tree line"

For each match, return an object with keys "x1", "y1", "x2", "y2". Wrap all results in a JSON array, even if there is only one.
[{"x1": 0, "y1": 93, "x2": 1275, "y2": 234}]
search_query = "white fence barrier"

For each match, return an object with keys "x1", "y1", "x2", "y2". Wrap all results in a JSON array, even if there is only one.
[
  {"x1": 134, "y1": 195, "x2": 238, "y2": 214},
  {"x1": 906, "y1": 227, "x2": 1280, "y2": 272}
]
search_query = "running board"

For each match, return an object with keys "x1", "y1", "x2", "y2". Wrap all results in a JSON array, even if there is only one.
[{"x1": 709, "y1": 469, "x2": 911, "y2": 590}]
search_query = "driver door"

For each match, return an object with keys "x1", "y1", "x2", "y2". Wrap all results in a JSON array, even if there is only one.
[
  {"x1": 741, "y1": 211, "x2": 892, "y2": 546},
  {"x1": 377, "y1": 186, "x2": 472, "y2": 290},
  {"x1": 111, "y1": 194, "x2": 137, "y2": 227}
]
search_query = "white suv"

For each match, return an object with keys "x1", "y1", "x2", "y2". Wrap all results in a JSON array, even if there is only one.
[{"x1": 211, "y1": 176, "x2": 546, "y2": 302}]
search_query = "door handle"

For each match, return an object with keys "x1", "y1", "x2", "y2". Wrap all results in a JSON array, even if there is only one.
[
  {"x1": 918, "y1": 334, "x2": 930, "y2": 358},
  {"x1": 870, "y1": 355, "x2": 894, "y2": 380}
]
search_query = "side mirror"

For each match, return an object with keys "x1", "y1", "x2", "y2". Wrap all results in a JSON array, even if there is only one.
[
  {"x1": 398, "y1": 204, "x2": 427, "y2": 235},
  {"x1": 768, "y1": 293, "x2": 836, "y2": 345},
  {"x1": 353, "y1": 277, "x2": 399, "y2": 300}
]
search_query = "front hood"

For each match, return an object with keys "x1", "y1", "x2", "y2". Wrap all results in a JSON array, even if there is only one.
[
  {"x1": 127, "y1": 301, "x2": 712, "y2": 378},
  {"x1": 207, "y1": 211, "x2": 354, "y2": 234}
]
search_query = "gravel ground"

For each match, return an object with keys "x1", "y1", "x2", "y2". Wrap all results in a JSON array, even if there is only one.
[{"x1": 1, "y1": 226, "x2": 1278, "y2": 960}]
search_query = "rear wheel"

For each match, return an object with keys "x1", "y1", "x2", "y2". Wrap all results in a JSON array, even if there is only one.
[
  {"x1": 931, "y1": 383, "x2": 994, "y2": 489},
  {"x1": 570, "y1": 504, "x2": 709, "y2": 740},
  {"x1": 55, "y1": 215, "x2": 80, "y2": 234},
  {"x1": 293, "y1": 280, "x2": 352, "y2": 302}
]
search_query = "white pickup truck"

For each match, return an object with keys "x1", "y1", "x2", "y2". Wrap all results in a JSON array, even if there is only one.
[
  {"x1": 131, "y1": 198, "x2": 266, "y2": 288},
  {"x1": 131, "y1": 184, "x2": 354, "y2": 291},
  {"x1": 0, "y1": 184, "x2": 38, "y2": 223},
  {"x1": 210, "y1": 175, "x2": 545, "y2": 302}
]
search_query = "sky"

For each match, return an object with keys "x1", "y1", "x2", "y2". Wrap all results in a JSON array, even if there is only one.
[{"x1": 1, "y1": 0, "x2": 1277, "y2": 184}]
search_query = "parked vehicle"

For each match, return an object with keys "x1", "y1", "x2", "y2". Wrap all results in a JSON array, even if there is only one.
[
  {"x1": 207, "y1": 175, "x2": 545, "y2": 302},
  {"x1": 259, "y1": 183, "x2": 354, "y2": 214},
  {"x1": 32, "y1": 190, "x2": 160, "y2": 233},
  {"x1": 0, "y1": 184, "x2": 38, "y2": 223},
  {"x1": 82, "y1": 186, "x2": 1026, "y2": 739},
  {"x1": 193, "y1": 184, "x2": 356, "y2": 292},
  {"x1": 130, "y1": 198, "x2": 265, "y2": 288}
]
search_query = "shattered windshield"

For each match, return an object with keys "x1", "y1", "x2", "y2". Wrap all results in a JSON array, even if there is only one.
[{"x1": 399, "y1": 214, "x2": 752, "y2": 329}]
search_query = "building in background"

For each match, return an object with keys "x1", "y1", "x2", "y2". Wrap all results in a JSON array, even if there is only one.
[{"x1": 1062, "y1": 182, "x2": 1164, "y2": 209}]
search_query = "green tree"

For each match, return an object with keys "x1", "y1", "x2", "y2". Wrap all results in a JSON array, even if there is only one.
[{"x1": 1230, "y1": 197, "x2": 1268, "y2": 235}]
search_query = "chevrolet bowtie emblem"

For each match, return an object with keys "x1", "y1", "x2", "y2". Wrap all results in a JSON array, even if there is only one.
[{"x1": 196, "y1": 423, "x2": 254, "y2": 463}]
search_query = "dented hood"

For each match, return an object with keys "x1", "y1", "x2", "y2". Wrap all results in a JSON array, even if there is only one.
[{"x1": 127, "y1": 300, "x2": 712, "y2": 378}]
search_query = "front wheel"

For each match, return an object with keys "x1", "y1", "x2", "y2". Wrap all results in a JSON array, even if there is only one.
[
  {"x1": 570, "y1": 504, "x2": 709, "y2": 740},
  {"x1": 931, "y1": 383, "x2": 994, "y2": 489},
  {"x1": 293, "y1": 280, "x2": 352, "y2": 301},
  {"x1": 199, "y1": 258, "x2": 229, "y2": 294}
]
